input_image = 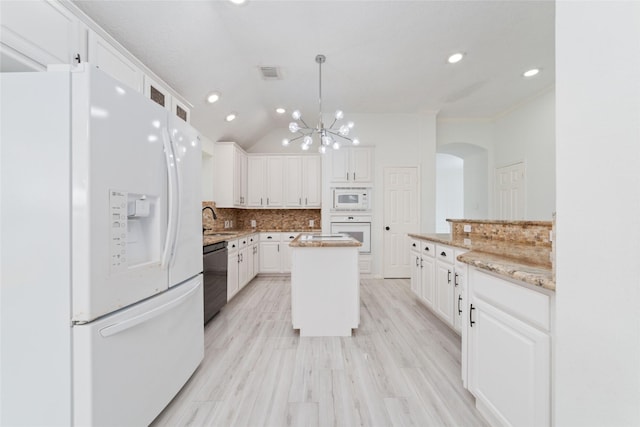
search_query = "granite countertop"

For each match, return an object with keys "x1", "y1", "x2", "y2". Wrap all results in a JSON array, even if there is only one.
[
  {"x1": 203, "y1": 229, "x2": 321, "y2": 247},
  {"x1": 289, "y1": 233, "x2": 362, "y2": 248},
  {"x1": 408, "y1": 232, "x2": 555, "y2": 291}
]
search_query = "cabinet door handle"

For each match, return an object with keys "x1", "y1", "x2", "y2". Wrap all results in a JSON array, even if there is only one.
[
  {"x1": 447, "y1": 270, "x2": 451, "y2": 284},
  {"x1": 469, "y1": 304, "x2": 476, "y2": 327},
  {"x1": 346, "y1": 172, "x2": 349, "y2": 180},
  {"x1": 424, "y1": 246, "x2": 429, "y2": 252},
  {"x1": 237, "y1": 254, "x2": 240, "y2": 264},
  {"x1": 75, "y1": 53, "x2": 82, "y2": 64},
  {"x1": 440, "y1": 251, "x2": 447, "y2": 257},
  {"x1": 458, "y1": 295, "x2": 463, "y2": 315},
  {"x1": 267, "y1": 197, "x2": 270, "y2": 205},
  {"x1": 385, "y1": 226, "x2": 390, "y2": 231},
  {"x1": 454, "y1": 273, "x2": 459, "y2": 287},
  {"x1": 354, "y1": 172, "x2": 356, "y2": 180},
  {"x1": 416, "y1": 256, "x2": 419, "y2": 267},
  {"x1": 277, "y1": 244, "x2": 280, "y2": 252},
  {"x1": 240, "y1": 253, "x2": 243, "y2": 262},
  {"x1": 267, "y1": 236, "x2": 272, "y2": 239},
  {"x1": 412, "y1": 243, "x2": 416, "y2": 247},
  {"x1": 420, "y1": 258, "x2": 423, "y2": 268},
  {"x1": 305, "y1": 197, "x2": 308, "y2": 205}
]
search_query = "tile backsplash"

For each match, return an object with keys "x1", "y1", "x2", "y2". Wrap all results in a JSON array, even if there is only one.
[
  {"x1": 202, "y1": 201, "x2": 321, "y2": 232},
  {"x1": 448, "y1": 219, "x2": 552, "y2": 247}
]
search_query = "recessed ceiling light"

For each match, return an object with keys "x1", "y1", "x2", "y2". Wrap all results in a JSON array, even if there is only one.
[
  {"x1": 276, "y1": 107, "x2": 286, "y2": 114},
  {"x1": 229, "y1": 0, "x2": 247, "y2": 4},
  {"x1": 447, "y1": 52, "x2": 465, "y2": 64},
  {"x1": 206, "y1": 92, "x2": 220, "y2": 104},
  {"x1": 523, "y1": 68, "x2": 541, "y2": 78},
  {"x1": 225, "y1": 113, "x2": 237, "y2": 122}
]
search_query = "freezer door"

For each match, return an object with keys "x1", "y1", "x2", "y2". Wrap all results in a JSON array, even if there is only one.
[
  {"x1": 71, "y1": 65, "x2": 170, "y2": 322},
  {"x1": 167, "y1": 115, "x2": 203, "y2": 287},
  {"x1": 73, "y1": 275, "x2": 204, "y2": 427}
]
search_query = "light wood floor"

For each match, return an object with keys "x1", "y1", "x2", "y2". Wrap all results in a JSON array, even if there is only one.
[{"x1": 151, "y1": 276, "x2": 488, "y2": 427}]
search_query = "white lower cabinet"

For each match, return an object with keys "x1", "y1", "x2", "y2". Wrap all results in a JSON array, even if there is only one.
[
  {"x1": 227, "y1": 239, "x2": 239, "y2": 301},
  {"x1": 409, "y1": 238, "x2": 461, "y2": 333},
  {"x1": 467, "y1": 268, "x2": 551, "y2": 427},
  {"x1": 258, "y1": 232, "x2": 298, "y2": 274},
  {"x1": 226, "y1": 234, "x2": 258, "y2": 302}
]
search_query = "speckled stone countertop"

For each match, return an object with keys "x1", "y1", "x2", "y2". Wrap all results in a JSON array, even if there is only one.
[
  {"x1": 203, "y1": 229, "x2": 321, "y2": 247},
  {"x1": 408, "y1": 233, "x2": 555, "y2": 291},
  {"x1": 289, "y1": 233, "x2": 362, "y2": 248}
]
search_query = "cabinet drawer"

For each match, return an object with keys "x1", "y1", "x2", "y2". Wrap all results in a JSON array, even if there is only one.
[
  {"x1": 421, "y1": 241, "x2": 435, "y2": 257},
  {"x1": 471, "y1": 268, "x2": 550, "y2": 331},
  {"x1": 227, "y1": 238, "x2": 239, "y2": 252},
  {"x1": 436, "y1": 244, "x2": 454, "y2": 263},
  {"x1": 260, "y1": 232, "x2": 280, "y2": 242},
  {"x1": 283, "y1": 232, "x2": 298, "y2": 242},
  {"x1": 247, "y1": 233, "x2": 258, "y2": 245},
  {"x1": 409, "y1": 238, "x2": 421, "y2": 253},
  {"x1": 238, "y1": 235, "x2": 249, "y2": 248}
]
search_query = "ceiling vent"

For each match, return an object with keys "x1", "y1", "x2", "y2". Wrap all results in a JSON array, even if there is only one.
[{"x1": 259, "y1": 66, "x2": 282, "y2": 80}]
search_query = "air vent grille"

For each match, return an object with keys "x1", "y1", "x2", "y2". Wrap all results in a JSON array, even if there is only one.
[{"x1": 260, "y1": 66, "x2": 281, "y2": 80}]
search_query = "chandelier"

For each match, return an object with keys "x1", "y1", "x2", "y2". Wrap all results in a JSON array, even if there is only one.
[{"x1": 282, "y1": 54, "x2": 359, "y2": 153}]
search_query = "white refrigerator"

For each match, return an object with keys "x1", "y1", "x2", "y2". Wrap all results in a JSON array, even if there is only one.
[{"x1": 1, "y1": 64, "x2": 204, "y2": 426}]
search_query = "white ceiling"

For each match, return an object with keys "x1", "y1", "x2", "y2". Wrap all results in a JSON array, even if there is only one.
[{"x1": 72, "y1": 0, "x2": 555, "y2": 150}]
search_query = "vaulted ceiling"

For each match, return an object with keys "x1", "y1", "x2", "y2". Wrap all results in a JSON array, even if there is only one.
[{"x1": 73, "y1": 1, "x2": 555, "y2": 150}]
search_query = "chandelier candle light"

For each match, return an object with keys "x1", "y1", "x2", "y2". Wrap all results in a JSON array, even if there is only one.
[{"x1": 282, "y1": 54, "x2": 360, "y2": 153}]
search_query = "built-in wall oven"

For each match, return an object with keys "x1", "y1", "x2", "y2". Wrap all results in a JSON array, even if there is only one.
[
  {"x1": 330, "y1": 215, "x2": 371, "y2": 253},
  {"x1": 203, "y1": 241, "x2": 228, "y2": 324}
]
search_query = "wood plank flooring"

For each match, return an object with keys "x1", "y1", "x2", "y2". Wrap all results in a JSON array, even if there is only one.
[{"x1": 151, "y1": 276, "x2": 488, "y2": 427}]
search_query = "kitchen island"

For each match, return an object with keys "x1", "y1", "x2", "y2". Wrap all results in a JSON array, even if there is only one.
[{"x1": 289, "y1": 233, "x2": 362, "y2": 337}]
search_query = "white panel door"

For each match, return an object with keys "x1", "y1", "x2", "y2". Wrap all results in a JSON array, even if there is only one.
[
  {"x1": 247, "y1": 156, "x2": 266, "y2": 206},
  {"x1": 383, "y1": 167, "x2": 419, "y2": 278},
  {"x1": 71, "y1": 66, "x2": 169, "y2": 323},
  {"x1": 266, "y1": 156, "x2": 284, "y2": 206},
  {"x1": 167, "y1": 115, "x2": 203, "y2": 287},
  {"x1": 469, "y1": 299, "x2": 550, "y2": 427},
  {"x1": 284, "y1": 156, "x2": 303, "y2": 206},
  {"x1": 88, "y1": 30, "x2": 143, "y2": 92},
  {"x1": 495, "y1": 162, "x2": 526, "y2": 220},
  {"x1": 303, "y1": 155, "x2": 322, "y2": 207}
]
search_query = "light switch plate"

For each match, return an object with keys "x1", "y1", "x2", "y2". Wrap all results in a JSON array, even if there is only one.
[
  {"x1": 309, "y1": 219, "x2": 315, "y2": 227},
  {"x1": 251, "y1": 220, "x2": 257, "y2": 228}
]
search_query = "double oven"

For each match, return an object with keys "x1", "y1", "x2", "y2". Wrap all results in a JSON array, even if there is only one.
[{"x1": 330, "y1": 187, "x2": 372, "y2": 253}]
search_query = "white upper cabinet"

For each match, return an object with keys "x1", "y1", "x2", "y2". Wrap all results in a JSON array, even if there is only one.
[
  {"x1": 247, "y1": 156, "x2": 284, "y2": 208},
  {"x1": 0, "y1": 0, "x2": 82, "y2": 71},
  {"x1": 213, "y1": 142, "x2": 247, "y2": 208},
  {"x1": 329, "y1": 146, "x2": 373, "y2": 184},
  {"x1": 284, "y1": 156, "x2": 322, "y2": 208},
  {"x1": 87, "y1": 30, "x2": 143, "y2": 93}
]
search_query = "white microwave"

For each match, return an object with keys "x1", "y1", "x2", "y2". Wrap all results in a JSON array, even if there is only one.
[{"x1": 332, "y1": 187, "x2": 371, "y2": 211}]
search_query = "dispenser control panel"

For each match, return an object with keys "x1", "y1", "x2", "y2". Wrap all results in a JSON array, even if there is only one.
[{"x1": 109, "y1": 190, "x2": 128, "y2": 273}]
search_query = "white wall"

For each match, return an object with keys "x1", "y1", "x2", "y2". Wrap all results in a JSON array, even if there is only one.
[
  {"x1": 435, "y1": 154, "x2": 464, "y2": 232},
  {"x1": 201, "y1": 135, "x2": 215, "y2": 201},
  {"x1": 493, "y1": 88, "x2": 555, "y2": 219},
  {"x1": 555, "y1": 2, "x2": 640, "y2": 426}
]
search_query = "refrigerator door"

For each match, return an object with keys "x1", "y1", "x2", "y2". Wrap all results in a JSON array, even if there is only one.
[
  {"x1": 167, "y1": 115, "x2": 203, "y2": 287},
  {"x1": 73, "y1": 275, "x2": 204, "y2": 427},
  {"x1": 71, "y1": 65, "x2": 170, "y2": 322}
]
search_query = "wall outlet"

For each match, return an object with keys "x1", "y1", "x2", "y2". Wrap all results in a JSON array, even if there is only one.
[
  {"x1": 230, "y1": 220, "x2": 233, "y2": 228},
  {"x1": 549, "y1": 230, "x2": 553, "y2": 242},
  {"x1": 224, "y1": 220, "x2": 230, "y2": 228},
  {"x1": 309, "y1": 219, "x2": 315, "y2": 227},
  {"x1": 463, "y1": 224, "x2": 472, "y2": 233},
  {"x1": 251, "y1": 220, "x2": 257, "y2": 228}
]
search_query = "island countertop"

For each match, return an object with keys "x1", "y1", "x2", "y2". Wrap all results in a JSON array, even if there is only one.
[
  {"x1": 290, "y1": 233, "x2": 362, "y2": 248},
  {"x1": 408, "y1": 232, "x2": 555, "y2": 291},
  {"x1": 203, "y1": 229, "x2": 321, "y2": 247}
]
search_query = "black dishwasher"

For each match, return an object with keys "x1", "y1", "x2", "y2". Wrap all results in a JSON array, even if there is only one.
[{"x1": 203, "y1": 241, "x2": 228, "y2": 324}]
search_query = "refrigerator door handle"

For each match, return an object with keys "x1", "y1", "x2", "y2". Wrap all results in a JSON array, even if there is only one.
[
  {"x1": 168, "y1": 135, "x2": 183, "y2": 267},
  {"x1": 99, "y1": 279, "x2": 201, "y2": 337},
  {"x1": 161, "y1": 128, "x2": 179, "y2": 269}
]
